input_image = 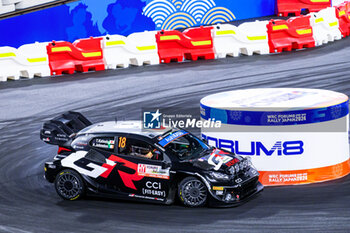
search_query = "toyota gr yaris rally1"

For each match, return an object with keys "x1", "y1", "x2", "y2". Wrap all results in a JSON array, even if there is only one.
[{"x1": 40, "y1": 111, "x2": 263, "y2": 207}]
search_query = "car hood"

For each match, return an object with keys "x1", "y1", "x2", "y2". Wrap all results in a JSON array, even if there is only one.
[{"x1": 190, "y1": 148, "x2": 241, "y2": 172}]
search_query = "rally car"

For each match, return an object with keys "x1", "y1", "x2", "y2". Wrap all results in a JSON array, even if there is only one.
[{"x1": 40, "y1": 111, "x2": 263, "y2": 207}]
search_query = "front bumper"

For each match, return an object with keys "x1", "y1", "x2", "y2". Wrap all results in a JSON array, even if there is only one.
[{"x1": 208, "y1": 181, "x2": 263, "y2": 207}]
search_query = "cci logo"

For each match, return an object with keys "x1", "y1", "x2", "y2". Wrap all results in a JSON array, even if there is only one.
[
  {"x1": 143, "y1": 109, "x2": 162, "y2": 129},
  {"x1": 202, "y1": 134, "x2": 304, "y2": 156}
]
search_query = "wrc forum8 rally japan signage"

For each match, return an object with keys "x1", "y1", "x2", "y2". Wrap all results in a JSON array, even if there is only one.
[{"x1": 200, "y1": 88, "x2": 350, "y2": 186}]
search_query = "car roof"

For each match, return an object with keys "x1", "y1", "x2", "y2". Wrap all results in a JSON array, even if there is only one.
[{"x1": 77, "y1": 120, "x2": 172, "y2": 139}]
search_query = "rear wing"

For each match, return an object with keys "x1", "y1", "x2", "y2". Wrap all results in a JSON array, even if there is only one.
[{"x1": 40, "y1": 111, "x2": 92, "y2": 147}]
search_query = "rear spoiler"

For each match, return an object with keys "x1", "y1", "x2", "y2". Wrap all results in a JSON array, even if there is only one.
[{"x1": 40, "y1": 111, "x2": 92, "y2": 147}]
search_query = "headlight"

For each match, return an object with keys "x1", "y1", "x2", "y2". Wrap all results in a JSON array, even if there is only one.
[
  {"x1": 234, "y1": 164, "x2": 240, "y2": 173},
  {"x1": 242, "y1": 159, "x2": 247, "y2": 168},
  {"x1": 246, "y1": 157, "x2": 252, "y2": 165},
  {"x1": 241, "y1": 157, "x2": 252, "y2": 169},
  {"x1": 228, "y1": 166, "x2": 235, "y2": 175},
  {"x1": 210, "y1": 171, "x2": 230, "y2": 181}
]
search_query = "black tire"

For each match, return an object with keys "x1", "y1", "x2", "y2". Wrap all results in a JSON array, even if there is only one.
[
  {"x1": 178, "y1": 177, "x2": 207, "y2": 207},
  {"x1": 54, "y1": 169, "x2": 85, "y2": 201}
]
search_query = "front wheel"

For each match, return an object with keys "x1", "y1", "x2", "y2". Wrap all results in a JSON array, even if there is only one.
[
  {"x1": 54, "y1": 169, "x2": 85, "y2": 201},
  {"x1": 178, "y1": 177, "x2": 207, "y2": 207}
]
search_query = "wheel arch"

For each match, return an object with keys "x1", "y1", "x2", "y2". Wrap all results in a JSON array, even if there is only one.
[
  {"x1": 52, "y1": 166, "x2": 91, "y2": 188},
  {"x1": 173, "y1": 171, "x2": 212, "y2": 194}
]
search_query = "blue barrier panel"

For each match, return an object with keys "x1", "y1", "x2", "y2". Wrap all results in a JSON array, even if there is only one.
[{"x1": 0, "y1": 0, "x2": 275, "y2": 48}]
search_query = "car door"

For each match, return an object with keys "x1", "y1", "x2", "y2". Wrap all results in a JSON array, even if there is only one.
[
  {"x1": 111, "y1": 134, "x2": 173, "y2": 202},
  {"x1": 84, "y1": 134, "x2": 121, "y2": 189}
]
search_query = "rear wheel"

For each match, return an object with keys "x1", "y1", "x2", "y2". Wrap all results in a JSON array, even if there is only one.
[
  {"x1": 54, "y1": 169, "x2": 85, "y2": 201},
  {"x1": 178, "y1": 177, "x2": 207, "y2": 207}
]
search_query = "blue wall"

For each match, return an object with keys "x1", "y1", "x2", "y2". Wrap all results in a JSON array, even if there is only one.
[{"x1": 0, "y1": 0, "x2": 276, "y2": 48}]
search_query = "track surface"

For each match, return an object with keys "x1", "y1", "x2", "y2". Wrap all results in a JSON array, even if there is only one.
[{"x1": 0, "y1": 38, "x2": 350, "y2": 233}]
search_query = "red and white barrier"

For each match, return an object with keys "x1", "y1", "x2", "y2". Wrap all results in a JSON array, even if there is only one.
[
  {"x1": 127, "y1": 31, "x2": 159, "y2": 66},
  {"x1": 335, "y1": 1, "x2": 350, "y2": 37},
  {"x1": 0, "y1": 46, "x2": 21, "y2": 81},
  {"x1": 277, "y1": 0, "x2": 331, "y2": 17},
  {"x1": 332, "y1": 0, "x2": 348, "y2": 6},
  {"x1": 102, "y1": 31, "x2": 159, "y2": 69},
  {"x1": 310, "y1": 7, "x2": 342, "y2": 46},
  {"x1": 0, "y1": 0, "x2": 61, "y2": 14},
  {"x1": 15, "y1": 0, "x2": 56, "y2": 10},
  {"x1": 102, "y1": 35, "x2": 130, "y2": 69},
  {"x1": 267, "y1": 16, "x2": 315, "y2": 53},
  {"x1": 0, "y1": 42, "x2": 50, "y2": 81},
  {"x1": 156, "y1": 26, "x2": 215, "y2": 63},
  {"x1": 2, "y1": 0, "x2": 21, "y2": 5},
  {"x1": 0, "y1": 0, "x2": 15, "y2": 14},
  {"x1": 18, "y1": 42, "x2": 50, "y2": 78},
  {"x1": 213, "y1": 24, "x2": 240, "y2": 58},
  {"x1": 47, "y1": 37, "x2": 105, "y2": 75},
  {"x1": 213, "y1": 21, "x2": 269, "y2": 58},
  {"x1": 0, "y1": 2, "x2": 349, "y2": 82}
]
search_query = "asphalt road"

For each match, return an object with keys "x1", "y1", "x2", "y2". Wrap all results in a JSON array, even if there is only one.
[{"x1": 0, "y1": 37, "x2": 350, "y2": 233}]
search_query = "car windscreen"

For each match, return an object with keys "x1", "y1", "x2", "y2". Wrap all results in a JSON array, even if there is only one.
[{"x1": 158, "y1": 130, "x2": 210, "y2": 160}]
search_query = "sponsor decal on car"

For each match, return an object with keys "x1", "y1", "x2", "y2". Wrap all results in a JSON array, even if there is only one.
[
  {"x1": 128, "y1": 193, "x2": 164, "y2": 201},
  {"x1": 62, "y1": 153, "x2": 145, "y2": 190},
  {"x1": 137, "y1": 164, "x2": 170, "y2": 179},
  {"x1": 216, "y1": 190, "x2": 224, "y2": 195},
  {"x1": 158, "y1": 130, "x2": 189, "y2": 147},
  {"x1": 226, "y1": 158, "x2": 239, "y2": 167},
  {"x1": 142, "y1": 181, "x2": 166, "y2": 197},
  {"x1": 102, "y1": 155, "x2": 144, "y2": 190},
  {"x1": 92, "y1": 138, "x2": 115, "y2": 149},
  {"x1": 235, "y1": 178, "x2": 243, "y2": 183},
  {"x1": 61, "y1": 151, "x2": 109, "y2": 179},
  {"x1": 208, "y1": 149, "x2": 233, "y2": 170},
  {"x1": 55, "y1": 137, "x2": 69, "y2": 142}
]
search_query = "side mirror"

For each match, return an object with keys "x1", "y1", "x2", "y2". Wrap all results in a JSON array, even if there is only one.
[{"x1": 161, "y1": 161, "x2": 171, "y2": 169}]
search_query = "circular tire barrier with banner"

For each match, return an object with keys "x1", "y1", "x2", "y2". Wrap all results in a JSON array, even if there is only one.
[{"x1": 200, "y1": 88, "x2": 350, "y2": 186}]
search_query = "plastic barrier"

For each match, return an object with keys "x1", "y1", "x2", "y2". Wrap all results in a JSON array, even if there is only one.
[
  {"x1": 0, "y1": 2, "x2": 348, "y2": 82},
  {"x1": 15, "y1": 0, "x2": 56, "y2": 10},
  {"x1": 267, "y1": 15, "x2": 315, "y2": 53},
  {"x1": 332, "y1": 0, "x2": 348, "y2": 6},
  {"x1": 47, "y1": 37, "x2": 105, "y2": 75},
  {"x1": 0, "y1": 0, "x2": 15, "y2": 14},
  {"x1": 2, "y1": 0, "x2": 21, "y2": 5},
  {"x1": 0, "y1": 42, "x2": 50, "y2": 81},
  {"x1": 127, "y1": 31, "x2": 159, "y2": 66},
  {"x1": 277, "y1": 0, "x2": 331, "y2": 17},
  {"x1": 1, "y1": 0, "x2": 22, "y2": 15},
  {"x1": 213, "y1": 21, "x2": 269, "y2": 58},
  {"x1": 0, "y1": 0, "x2": 61, "y2": 14},
  {"x1": 102, "y1": 35, "x2": 129, "y2": 69},
  {"x1": 310, "y1": 7, "x2": 342, "y2": 46},
  {"x1": 17, "y1": 42, "x2": 50, "y2": 78},
  {"x1": 335, "y1": 1, "x2": 350, "y2": 37},
  {"x1": 156, "y1": 26, "x2": 215, "y2": 63},
  {"x1": 0, "y1": 46, "x2": 21, "y2": 81},
  {"x1": 102, "y1": 31, "x2": 159, "y2": 69}
]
